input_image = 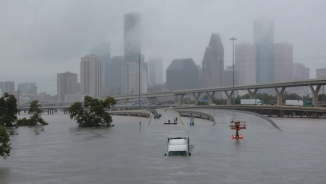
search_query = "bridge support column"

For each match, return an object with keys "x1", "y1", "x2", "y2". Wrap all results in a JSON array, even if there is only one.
[
  {"x1": 224, "y1": 90, "x2": 233, "y2": 106},
  {"x1": 192, "y1": 92, "x2": 201, "y2": 106},
  {"x1": 275, "y1": 87, "x2": 286, "y2": 106},
  {"x1": 175, "y1": 94, "x2": 185, "y2": 107},
  {"x1": 247, "y1": 89, "x2": 258, "y2": 99},
  {"x1": 278, "y1": 110, "x2": 284, "y2": 117},
  {"x1": 309, "y1": 84, "x2": 321, "y2": 107},
  {"x1": 206, "y1": 92, "x2": 215, "y2": 105}
]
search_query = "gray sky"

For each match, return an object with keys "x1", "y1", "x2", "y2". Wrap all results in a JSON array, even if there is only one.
[{"x1": 1, "y1": 0, "x2": 326, "y2": 95}]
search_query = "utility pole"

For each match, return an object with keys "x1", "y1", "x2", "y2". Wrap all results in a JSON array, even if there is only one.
[
  {"x1": 230, "y1": 37, "x2": 237, "y2": 110},
  {"x1": 139, "y1": 54, "x2": 141, "y2": 107}
]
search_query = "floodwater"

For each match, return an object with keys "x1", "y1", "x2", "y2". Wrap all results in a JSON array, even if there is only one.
[{"x1": 1, "y1": 109, "x2": 326, "y2": 184}]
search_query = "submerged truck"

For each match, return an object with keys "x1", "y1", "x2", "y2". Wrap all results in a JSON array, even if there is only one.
[
  {"x1": 240, "y1": 99, "x2": 263, "y2": 105},
  {"x1": 165, "y1": 131, "x2": 191, "y2": 156}
]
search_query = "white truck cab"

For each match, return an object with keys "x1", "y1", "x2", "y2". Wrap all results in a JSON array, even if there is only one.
[{"x1": 165, "y1": 131, "x2": 191, "y2": 156}]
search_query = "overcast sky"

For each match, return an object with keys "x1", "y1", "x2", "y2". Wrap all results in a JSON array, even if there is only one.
[{"x1": 1, "y1": 0, "x2": 326, "y2": 95}]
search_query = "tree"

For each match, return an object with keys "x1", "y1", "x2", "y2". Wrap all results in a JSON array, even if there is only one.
[
  {"x1": 17, "y1": 100, "x2": 48, "y2": 126},
  {"x1": 0, "y1": 125, "x2": 12, "y2": 159},
  {"x1": 69, "y1": 96, "x2": 116, "y2": 127},
  {"x1": 0, "y1": 93, "x2": 18, "y2": 127}
]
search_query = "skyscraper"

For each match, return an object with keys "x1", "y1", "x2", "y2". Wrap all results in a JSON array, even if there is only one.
[
  {"x1": 274, "y1": 43, "x2": 293, "y2": 83},
  {"x1": 121, "y1": 62, "x2": 147, "y2": 95},
  {"x1": 80, "y1": 54, "x2": 102, "y2": 99},
  {"x1": 254, "y1": 20, "x2": 274, "y2": 84},
  {"x1": 293, "y1": 63, "x2": 310, "y2": 95},
  {"x1": 235, "y1": 43, "x2": 256, "y2": 85},
  {"x1": 0, "y1": 81, "x2": 14, "y2": 96},
  {"x1": 316, "y1": 68, "x2": 326, "y2": 79},
  {"x1": 122, "y1": 13, "x2": 144, "y2": 95},
  {"x1": 293, "y1": 63, "x2": 309, "y2": 81},
  {"x1": 57, "y1": 72, "x2": 77, "y2": 102},
  {"x1": 200, "y1": 33, "x2": 224, "y2": 88},
  {"x1": 18, "y1": 83, "x2": 37, "y2": 100},
  {"x1": 109, "y1": 56, "x2": 124, "y2": 95},
  {"x1": 90, "y1": 43, "x2": 110, "y2": 88},
  {"x1": 166, "y1": 58, "x2": 199, "y2": 91},
  {"x1": 149, "y1": 58, "x2": 163, "y2": 85},
  {"x1": 124, "y1": 13, "x2": 141, "y2": 63}
]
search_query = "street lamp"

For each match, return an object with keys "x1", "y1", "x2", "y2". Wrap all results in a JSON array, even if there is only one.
[{"x1": 230, "y1": 37, "x2": 237, "y2": 110}]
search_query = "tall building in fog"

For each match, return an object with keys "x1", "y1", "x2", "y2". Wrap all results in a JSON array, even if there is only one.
[
  {"x1": 149, "y1": 58, "x2": 163, "y2": 85},
  {"x1": 90, "y1": 43, "x2": 110, "y2": 88},
  {"x1": 124, "y1": 13, "x2": 141, "y2": 63},
  {"x1": 196, "y1": 65, "x2": 202, "y2": 79},
  {"x1": 57, "y1": 72, "x2": 77, "y2": 102},
  {"x1": 293, "y1": 63, "x2": 309, "y2": 81},
  {"x1": 121, "y1": 13, "x2": 145, "y2": 95},
  {"x1": 18, "y1": 83, "x2": 37, "y2": 100},
  {"x1": 316, "y1": 68, "x2": 326, "y2": 79},
  {"x1": 293, "y1": 63, "x2": 310, "y2": 95},
  {"x1": 0, "y1": 81, "x2": 14, "y2": 96},
  {"x1": 274, "y1": 43, "x2": 293, "y2": 83},
  {"x1": 254, "y1": 20, "x2": 274, "y2": 84},
  {"x1": 80, "y1": 54, "x2": 102, "y2": 98},
  {"x1": 200, "y1": 33, "x2": 224, "y2": 88},
  {"x1": 166, "y1": 58, "x2": 199, "y2": 91},
  {"x1": 121, "y1": 62, "x2": 147, "y2": 95},
  {"x1": 235, "y1": 43, "x2": 256, "y2": 85},
  {"x1": 109, "y1": 56, "x2": 124, "y2": 95}
]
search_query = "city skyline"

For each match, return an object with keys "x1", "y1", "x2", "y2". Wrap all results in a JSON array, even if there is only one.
[{"x1": 1, "y1": 1, "x2": 326, "y2": 95}]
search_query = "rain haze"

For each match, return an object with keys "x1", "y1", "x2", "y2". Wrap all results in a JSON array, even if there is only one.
[{"x1": 1, "y1": 0, "x2": 326, "y2": 94}]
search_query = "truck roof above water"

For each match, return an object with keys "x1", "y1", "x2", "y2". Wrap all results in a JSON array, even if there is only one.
[{"x1": 168, "y1": 131, "x2": 189, "y2": 139}]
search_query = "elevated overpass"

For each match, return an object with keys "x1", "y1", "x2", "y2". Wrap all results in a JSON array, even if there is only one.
[{"x1": 113, "y1": 79, "x2": 326, "y2": 107}]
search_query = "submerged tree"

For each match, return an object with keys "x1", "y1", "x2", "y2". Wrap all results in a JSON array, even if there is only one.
[
  {"x1": 0, "y1": 125, "x2": 12, "y2": 159},
  {"x1": 17, "y1": 100, "x2": 48, "y2": 126},
  {"x1": 69, "y1": 96, "x2": 116, "y2": 127},
  {"x1": 0, "y1": 93, "x2": 18, "y2": 127}
]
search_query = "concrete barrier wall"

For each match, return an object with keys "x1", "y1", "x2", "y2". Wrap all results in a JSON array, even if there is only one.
[{"x1": 172, "y1": 109, "x2": 215, "y2": 123}]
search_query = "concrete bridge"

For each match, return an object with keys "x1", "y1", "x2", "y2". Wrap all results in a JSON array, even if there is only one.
[{"x1": 113, "y1": 79, "x2": 326, "y2": 107}]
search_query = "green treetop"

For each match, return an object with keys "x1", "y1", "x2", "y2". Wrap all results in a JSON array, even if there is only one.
[
  {"x1": 0, "y1": 125, "x2": 12, "y2": 159},
  {"x1": 69, "y1": 96, "x2": 116, "y2": 127},
  {"x1": 0, "y1": 93, "x2": 18, "y2": 127}
]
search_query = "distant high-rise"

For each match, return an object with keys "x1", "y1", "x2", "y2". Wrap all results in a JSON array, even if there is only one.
[
  {"x1": 90, "y1": 43, "x2": 110, "y2": 88},
  {"x1": 274, "y1": 43, "x2": 293, "y2": 83},
  {"x1": 235, "y1": 43, "x2": 256, "y2": 85},
  {"x1": 0, "y1": 81, "x2": 14, "y2": 96},
  {"x1": 254, "y1": 20, "x2": 274, "y2": 84},
  {"x1": 200, "y1": 33, "x2": 224, "y2": 88},
  {"x1": 166, "y1": 58, "x2": 199, "y2": 91},
  {"x1": 124, "y1": 13, "x2": 141, "y2": 63},
  {"x1": 121, "y1": 62, "x2": 147, "y2": 95},
  {"x1": 18, "y1": 83, "x2": 37, "y2": 100},
  {"x1": 293, "y1": 63, "x2": 309, "y2": 81},
  {"x1": 196, "y1": 65, "x2": 202, "y2": 79},
  {"x1": 292, "y1": 63, "x2": 310, "y2": 95},
  {"x1": 109, "y1": 56, "x2": 124, "y2": 95},
  {"x1": 57, "y1": 72, "x2": 77, "y2": 102},
  {"x1": 316, "y1": 68, "x2": 326, "y2": 79},
  {"x1": 149, "y1": 58, "x2": 163, "y2": 85},
  {"x1": 80, "y1": 54, "x2": 102, "y2": 98}
]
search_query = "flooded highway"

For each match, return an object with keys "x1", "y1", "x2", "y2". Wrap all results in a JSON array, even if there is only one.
[{"x1": 1, "y1": 109, "x2": 326, "y2": 184}]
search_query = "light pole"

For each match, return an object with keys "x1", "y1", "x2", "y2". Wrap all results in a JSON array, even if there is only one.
[
  {"x1": 139, "y1": 54, "x2": 141, "y2": 107},
  {"x1": 230, "y1": 37, "x2": 237, "y2": 110}
]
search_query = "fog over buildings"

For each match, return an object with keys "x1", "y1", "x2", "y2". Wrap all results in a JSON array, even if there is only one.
[{"x1": 0, "y1": 0, "x2": 326, "y2": 97}]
